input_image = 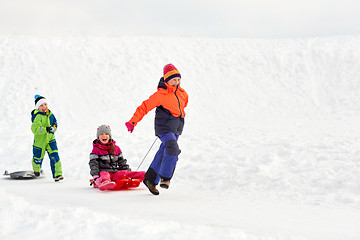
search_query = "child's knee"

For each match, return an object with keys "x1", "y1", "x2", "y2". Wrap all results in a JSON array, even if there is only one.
[
  {"x1": 32, "y1": 145, "x2": 44, "y2": 159},
  {"x1": 99, "y1": 171, "x2": 111, "y2": 180},
  {"x1": 165, "y1": 140, "x2": 181, "y2": 156},
  {"x1": 48, "y1": 139, "x2": 58, "y2": 151}
]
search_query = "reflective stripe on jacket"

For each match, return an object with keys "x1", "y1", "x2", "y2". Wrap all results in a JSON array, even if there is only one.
[{"x1": 31, "y1": 109, "x2": 57, "y2": 147}]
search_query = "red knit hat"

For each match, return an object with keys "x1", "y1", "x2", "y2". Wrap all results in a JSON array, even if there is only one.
[{"x1": 163, "y1": 64, "x2": 181, "y2": 82}]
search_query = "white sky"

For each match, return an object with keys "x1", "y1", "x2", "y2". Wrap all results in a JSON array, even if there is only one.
[{"x1": 0, "y1": 0, "x2": 359, "y2": 38}]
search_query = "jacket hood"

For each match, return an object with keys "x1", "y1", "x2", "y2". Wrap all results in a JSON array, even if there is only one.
[
  {"x1": 158, "y1": 77, "x2": 167, "y2": 89},
  {"x1": 31, "y1": 109, "x2": 51, "y2": 123},
  {"x1": 157, "y1": 77, "x2": 184, "y2": 93}
]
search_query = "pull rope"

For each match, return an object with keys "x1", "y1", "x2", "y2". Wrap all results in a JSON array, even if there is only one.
[{"x1": 130, "y1": 138, "x2": 157, "y2": 180}]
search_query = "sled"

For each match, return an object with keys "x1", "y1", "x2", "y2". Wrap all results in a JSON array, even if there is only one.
[
  {"x1": 3, "y1": 170, "x2": 41, "y2": 180},
  {"x1": 90, "y1": 173, "x2": 144, "y2": 191},
  {"x1": 90, "y1": 178, "x2": 142, "y2": 190}
]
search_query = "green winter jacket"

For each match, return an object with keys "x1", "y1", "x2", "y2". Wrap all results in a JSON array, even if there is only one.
[{"x1": 31, "y1": 109, "x2": 57, "y2": 147}]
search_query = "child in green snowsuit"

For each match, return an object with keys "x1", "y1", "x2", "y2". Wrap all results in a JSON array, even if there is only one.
[{"x1": 31, "y1": 95, "x2": 63, "y2": 181}]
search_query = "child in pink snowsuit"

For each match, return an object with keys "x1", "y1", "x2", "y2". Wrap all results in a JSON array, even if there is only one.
[{"x1": 89, "y1": 125, "x2": 145, "y2": 191}]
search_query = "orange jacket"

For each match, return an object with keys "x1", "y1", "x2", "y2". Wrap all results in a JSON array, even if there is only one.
[{"x1": 129, "y1": 78, "x2": 188, "y2": 135}]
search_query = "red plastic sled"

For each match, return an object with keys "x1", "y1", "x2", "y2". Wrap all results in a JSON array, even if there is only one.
[
  {"x1": 90, "y1": 178, "x2": 142, "y2": 190},
  {"x1": 90, "y1": 171, "x2": 145, "y2": 191}
]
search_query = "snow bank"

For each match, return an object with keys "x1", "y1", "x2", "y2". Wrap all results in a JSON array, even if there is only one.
[{"x1": 1, "y1": 35, "x2": 360, "y2": 239}]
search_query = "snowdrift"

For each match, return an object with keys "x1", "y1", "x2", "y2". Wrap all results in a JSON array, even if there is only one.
[{"x1": 1, "y1": 35, "x2": 360, "y2": 239}]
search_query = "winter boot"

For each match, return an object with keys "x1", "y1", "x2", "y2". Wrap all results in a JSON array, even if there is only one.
[
  {"x1": 160, "y1": 179, "x2": 170, "y2": 189},
  {"x1": 34, "y1": 171, "x2": 40, "y2": 177},
  {"x1": 54, "y1": 175, "x2": 64, "y2": 182},
  {"x1": 98, "y1": 180, "x2": 116, "y2": 191},
  {"x1": 143, "y1": 179, "x2": 159, "y2": 195}
]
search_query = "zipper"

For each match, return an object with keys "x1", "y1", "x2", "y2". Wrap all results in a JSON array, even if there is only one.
[
  {"x1": 174, "y1": 85, "x2": 182, "y2": 117},
  {"x1": 108, "y1": 151, "x2": 117, "y2": 170}
]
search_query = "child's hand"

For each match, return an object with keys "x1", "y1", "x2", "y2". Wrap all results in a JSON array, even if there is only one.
[
  {"x1": 93, "y1": 175, "x2": 100, "y2": 185},
  {"x1": 46, "y1": 126, "x2": 55, "y2": 134},
  {"x1": 125, "y1": 122, "x2": 135, "y2": 133}
]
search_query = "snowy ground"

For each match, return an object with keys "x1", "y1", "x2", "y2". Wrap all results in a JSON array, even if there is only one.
[{"x1": 1, "y1": 35, "x2": 360, "y2": 239}]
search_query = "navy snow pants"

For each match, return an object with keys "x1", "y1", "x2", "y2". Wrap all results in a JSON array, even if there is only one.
[{"x1": 145, "y1": 132, "x2": 181, "y2": 185}]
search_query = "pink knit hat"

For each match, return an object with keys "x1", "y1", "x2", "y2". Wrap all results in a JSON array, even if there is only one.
[{"x1": 163, "y1": 64, "x2": 181, "y2": 82}]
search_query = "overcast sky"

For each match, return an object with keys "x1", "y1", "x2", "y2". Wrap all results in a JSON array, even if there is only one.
[{"x1": 0, "y1": 0, "x2": 359, "y2": 38}]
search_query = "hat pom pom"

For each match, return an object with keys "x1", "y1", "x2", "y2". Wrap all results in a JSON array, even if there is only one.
[{"x1": 35, "y1": 94, "x2": 41, "y2": 100}]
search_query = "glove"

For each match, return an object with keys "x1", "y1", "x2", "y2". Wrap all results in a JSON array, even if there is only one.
[
  {"x1": 46, "y1": 126, "x2": 55, "y2": 134},
  {"x1": 93, "y1": 175, "x2": 101, "y2": 186},
  {"x1": 125, "y1": 122, "x2": 134, "y2": 133}
]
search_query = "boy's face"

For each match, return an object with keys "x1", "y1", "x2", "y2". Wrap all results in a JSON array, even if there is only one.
[
  {"x1": 99, "y1": 133, "x2": 110, "y2": 144},
  {"x1": 38, "y1": 102, "x2": 48, "y2": 112},
  {"x1": 167, "y1": 77, "x2": 181, "y2": 86}
]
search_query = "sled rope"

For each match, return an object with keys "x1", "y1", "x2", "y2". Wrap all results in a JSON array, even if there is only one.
[{"x1": 130, "y1": 138, "x2": 157, "y2": 180}]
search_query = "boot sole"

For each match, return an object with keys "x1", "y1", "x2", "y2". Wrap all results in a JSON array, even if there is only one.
[
  {"x1": 54, "y1": 176, "x2": 64, "y2": 182},
  {"x1": 143, "y1": 179, "x2": 159, "y2": 195}
]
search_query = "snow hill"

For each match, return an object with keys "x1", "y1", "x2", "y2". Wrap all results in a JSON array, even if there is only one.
[{"x1": 1, "y1": 35, "x2": 360, "y2": 239}]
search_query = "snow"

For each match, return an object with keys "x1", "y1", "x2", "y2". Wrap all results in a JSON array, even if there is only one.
[{"x1": 1, "y1": 35, "x2": 360, "y2": 239}]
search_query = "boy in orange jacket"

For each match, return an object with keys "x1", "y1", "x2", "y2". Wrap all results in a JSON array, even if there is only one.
[{"x1": 126, "y1": 63, "x2": 188, "y2": 195}]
